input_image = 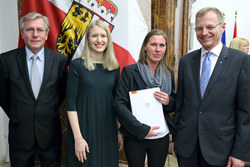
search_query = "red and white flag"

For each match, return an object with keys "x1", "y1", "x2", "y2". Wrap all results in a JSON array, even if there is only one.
[
  {"x1": 233, "y1": 19, "x2": 237, "y2": 39},
  {"x1": 18, "y1": 0, "x2": 148, "y2": 70}
]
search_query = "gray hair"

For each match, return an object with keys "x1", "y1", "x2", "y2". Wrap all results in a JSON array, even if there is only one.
[{"x1": 20, "y1": 12, "x2": 50, "y2": 32}]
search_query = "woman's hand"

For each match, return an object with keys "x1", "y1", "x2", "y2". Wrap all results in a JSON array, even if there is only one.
[
  {"x1": 171, "y1": 143, "x2": 177, "y2": 158},
  {"x1": 118, "y1": 131, "x2": 123, "y2": 151},
  {"x1": 146, "y1": 126, "x2": 160, "y2": 137},
  {"x1": 74, "y1": 137, "x2": 89, "y2": 163},
  {"x1": 154, "y1": 91, "x2": 170, "y2": 105}
]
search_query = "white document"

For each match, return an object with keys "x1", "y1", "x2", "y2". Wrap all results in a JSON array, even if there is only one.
[{"x1": 129, "y1": 87, "x2": 167, "y2": 134}]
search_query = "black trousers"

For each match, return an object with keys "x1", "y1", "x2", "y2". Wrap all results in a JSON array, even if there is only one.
[
  {"x1": 124, "y1": 134, "x2": 169, "y2": 167},
  {"x1": 177, "y1": 140, "x2": 226, "y2": 167},
  {"x1": 9, "y1": 142, "x2": 61, "y2": 167}
]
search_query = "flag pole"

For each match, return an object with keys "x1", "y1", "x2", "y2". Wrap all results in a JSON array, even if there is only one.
[
  {"x1": 233, "y1": 10, "x2": 237, "y2": 38},
  {"x1": 221, "y1": 12, "x2": 226, "y2": 45}
]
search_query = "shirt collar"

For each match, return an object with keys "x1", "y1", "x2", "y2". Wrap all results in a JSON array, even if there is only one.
[
  {"x1": 201, "y1": 42, "x2": 223, "y2": 58},
  {"x1": 25, "y1": 46, "x2": 45, "y2": 61}
]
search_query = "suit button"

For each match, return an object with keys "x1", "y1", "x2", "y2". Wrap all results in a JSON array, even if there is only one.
[{"x1": 200, "y1": 112, "x2": 202, "y2": 114}]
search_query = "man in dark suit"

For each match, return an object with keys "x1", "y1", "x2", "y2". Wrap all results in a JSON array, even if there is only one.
[
  {"x1": 0, "y1": 12, "x2": 67, "y2": 167},
  {"x1": 173, "y1": 7, "x2": 250, "y2": 167}
]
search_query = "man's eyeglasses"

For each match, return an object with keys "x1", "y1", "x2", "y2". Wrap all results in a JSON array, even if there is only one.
[
  {"x1": 23, "y1": 27, "x2": 46, "y2": 34},
  {"x1": 194, "y1": 22, "x2": 223, "y2": 32}
]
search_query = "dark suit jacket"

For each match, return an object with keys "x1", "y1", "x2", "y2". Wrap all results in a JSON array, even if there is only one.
[
  {"x1": 174, "y1": 46, "x2": 250, "y2": 165},
  {"x1": 0, "y1": 46, "x2": 67, "y2": 150},
  {"x1": 113, "y1": 64, "x2": 176, "y2": 140}
]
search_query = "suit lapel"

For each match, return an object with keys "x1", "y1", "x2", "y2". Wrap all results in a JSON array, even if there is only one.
[
  {"x1": 192, "y1": 49, "x2": 203, "y2": 99},
  {"x1": 203, "y1": 46, "x2": 229, "y2": 99},
  {"x1": 16, "y1": 47, "x2": 34, "y2": 97},
  {"x1": 39, "y1": 47, "x2": 55, "y2": 96},
  {"x1": 133, "y1": 66, "x2": 147, "y2": 90}
]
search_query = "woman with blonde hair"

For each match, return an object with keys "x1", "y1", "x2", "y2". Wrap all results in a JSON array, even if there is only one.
[
  {"x1": 229, "y1": 37, "x2": 249, "y2": 54},
  {"x1": 65, "y1": 20, "x2": 122, "y2": 167}
]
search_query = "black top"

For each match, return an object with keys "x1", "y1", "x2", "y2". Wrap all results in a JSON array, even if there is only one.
[{"x1": 113, "y1": 64, "x2": 176, "y2": 140}]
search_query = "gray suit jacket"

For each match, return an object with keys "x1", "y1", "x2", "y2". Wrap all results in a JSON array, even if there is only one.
[
  {"x1": 0, "y1": 46, "x2": 67, "y2": 150},
  {"x1": 174, "y1": 45, "x2": 250, "y2": 165}
]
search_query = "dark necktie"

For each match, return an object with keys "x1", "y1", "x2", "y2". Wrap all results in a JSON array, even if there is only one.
[
  {"x1": 200, "y1": 52, "x2": 212, "y2": 98},
  {"x1": 31, "y1": 55, "x2": 41, "y2": 98}
]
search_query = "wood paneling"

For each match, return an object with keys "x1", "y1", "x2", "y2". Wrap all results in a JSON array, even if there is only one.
[
  {"x1": 151, "y1": 0, "x2": 176, "y2": 67},
  {"x1": 151, "y1": 0, "x2": 189, "y2": 66},
  {"x1": 151, "y1": 0, "x2": 189, "y2": 90},
  {"x1": 179, "y1": 0, "x2": 189, "y2": 58}
]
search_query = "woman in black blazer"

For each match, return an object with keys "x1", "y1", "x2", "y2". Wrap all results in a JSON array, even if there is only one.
[{"x1": 114, "y1": 29, "x2": 176, "y2": 167}]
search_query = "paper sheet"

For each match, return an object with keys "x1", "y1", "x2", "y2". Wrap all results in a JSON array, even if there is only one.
[{"x1": 129, "y1": 87, "x2": 167, "y2": 134}]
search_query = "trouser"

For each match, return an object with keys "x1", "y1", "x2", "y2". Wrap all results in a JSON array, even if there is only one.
[
  {"x1": 9, "y1": 142, "x2": 61, "y2": 167},
  {"x1": 124, "y1": 134, "x2": 169, "y2": 167}
]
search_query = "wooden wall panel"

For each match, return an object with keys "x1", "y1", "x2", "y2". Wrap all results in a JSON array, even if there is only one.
[
  {"x1": 151, "y1": 0, "x2": 176, "y2": 67},
  {"x1": 151, "y1": 0, "x2": 189, "y2": 91},
  {"x1": 151, "y1": 0, "x2": 189, "y2": 66},
  {"x1": 179, "y1": 0, "x2": 189, "y2": 58}
]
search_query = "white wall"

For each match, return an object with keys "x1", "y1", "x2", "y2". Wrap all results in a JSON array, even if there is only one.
[
  {"x1": 0, "y1": 0, "x2": 18, "y2": 162},
  {"x1": 0, "y1": 0, "x2": 19, "y2": 54},
  {"x1": 189, "y1": 0, "x2": 250, "y2": 52}
]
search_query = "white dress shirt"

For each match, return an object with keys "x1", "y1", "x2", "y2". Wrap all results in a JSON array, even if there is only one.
[{"x1": 200, "y1": 42, "x2": 223, "y2": 77}]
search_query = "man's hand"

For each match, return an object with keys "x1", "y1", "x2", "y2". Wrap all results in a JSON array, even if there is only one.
[{"x1": 227, "y1": 156, "x2": 245, "y2": 167}]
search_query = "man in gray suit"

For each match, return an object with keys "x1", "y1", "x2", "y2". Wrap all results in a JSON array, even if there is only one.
[
  {"x1": 173, "y1": 7, "x2": 250, "y2": 167},
  {"x1": 0, "y1": 12, "x2": 67, "y2": 167}
]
